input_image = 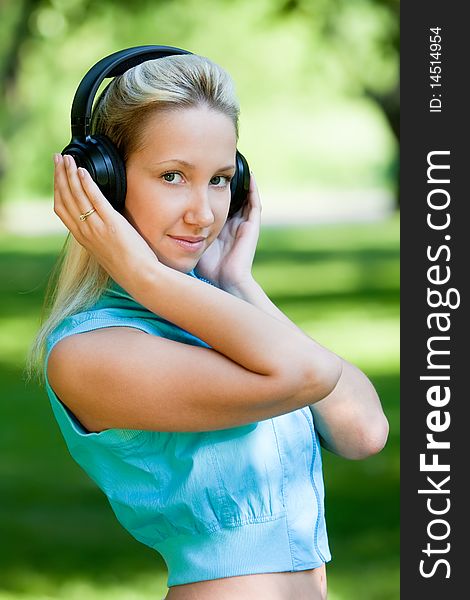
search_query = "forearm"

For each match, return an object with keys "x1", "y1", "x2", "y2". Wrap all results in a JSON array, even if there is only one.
[
  {"x1": 126, "y1": 263, "x2": 342, "y2": 403},
  {"x1": 225, "y1": 277, "x2": 309, "y2": 336},
  {"x1": 309, "y1": 361, "x2": 389, "y2": 459},
  {"x1": 229, "y1": 276, "x2": 389, "y2": 458}
]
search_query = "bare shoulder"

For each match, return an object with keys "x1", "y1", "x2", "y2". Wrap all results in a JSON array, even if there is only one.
[{"x1": 47, "y1": 326, "x2": 277, "y2": 433}]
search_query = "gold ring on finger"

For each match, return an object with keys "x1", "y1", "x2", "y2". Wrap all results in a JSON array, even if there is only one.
[{"x1": 79, "y1": 207, "x2": 96, "y2": 222}]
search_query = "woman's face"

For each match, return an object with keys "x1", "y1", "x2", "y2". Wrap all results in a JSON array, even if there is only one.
[{"x1": 124, "y1": 105, "x2": 237, "y2": 273}]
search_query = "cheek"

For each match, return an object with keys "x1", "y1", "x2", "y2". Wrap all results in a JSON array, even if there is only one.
[
  {"x1": 129, "y1": 205, "x2": 174, "y2": 239},
  {"x1": 125, "y1": 179, "x2": 167, "y2": 228},
  {"x1": 124, "y1": 178, "x2": 145, "y2": 219},
  {"x1": 214, "y1": 192, "x2": 231, "y2": 223},
  {"x1": 210, "y1": 207, "x2": 229, "y2": 240}
]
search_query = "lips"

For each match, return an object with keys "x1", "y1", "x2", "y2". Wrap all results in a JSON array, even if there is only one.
[
  {"x1": 168, "y1": 235, "x2": 207, "y2": 252},
  {"x1": 168, "y1": 235, "x2": 206, "y2": 242}
]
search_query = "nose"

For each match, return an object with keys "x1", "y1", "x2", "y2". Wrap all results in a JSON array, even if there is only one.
[{"x1": 183, "y1": 186, "x2": 215, "y2": 227}]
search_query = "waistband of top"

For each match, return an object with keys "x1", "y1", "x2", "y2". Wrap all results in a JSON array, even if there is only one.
[{"x1": 154, "y1": 514, "x2": 326, "y2": 587}]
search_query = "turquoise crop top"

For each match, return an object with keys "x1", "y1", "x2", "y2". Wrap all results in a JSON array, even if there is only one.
[{"x1": 44, "y1": 270, "x2": 331, "y2": 586}]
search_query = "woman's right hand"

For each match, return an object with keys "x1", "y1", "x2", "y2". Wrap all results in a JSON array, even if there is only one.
[
  {"x1": 195, "y1": 172, "x2": 262, "y2": 292},
  {"x1": 53, "y1": 153, "x2": 159, "y2": 290}
]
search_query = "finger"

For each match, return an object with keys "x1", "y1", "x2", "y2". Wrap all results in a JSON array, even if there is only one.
[
  {"x1": 248, "y1": 172, "x2": 262, "y2": 211},
  {"x1": 246, "y1": 172, "x2": 262, "y2": 225},
  {"x1": 236, "y1": 172, "x2": 259, "y2": 222},
  {"x1": 54, "y1": 154, "x2": 76, "y2": 217},
  {"x1": 53, "y1": 155, "x2": 86, "y2": 235},
  {"x1": 76, "y1": 165, "x2": 118, "y2": 221},
  {"x1": 63, "y1": 154, "x2": 100, "y2": 219},
  {"x1": 53, "y1": 155, "x2": 102, "y2": 236}
]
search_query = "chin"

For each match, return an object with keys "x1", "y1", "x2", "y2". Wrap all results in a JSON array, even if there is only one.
[{"x1": 157, "y1": 255, "x2": 198, "y2": 274}]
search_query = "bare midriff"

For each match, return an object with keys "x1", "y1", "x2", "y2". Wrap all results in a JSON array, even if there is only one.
[{"x1": 165, "y1": 565, "x2": 327, "y2": 600}]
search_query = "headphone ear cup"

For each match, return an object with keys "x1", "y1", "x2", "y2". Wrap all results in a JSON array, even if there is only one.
[
  {"x1": 92, "y1": 134, "x2": 127, "y2": 211},
  {"x1": 229, "y1": 151, "x2": 250, "y2": 218},
  {"x1": 61, "y1": 134, "x2": 126, "y2": 211}
]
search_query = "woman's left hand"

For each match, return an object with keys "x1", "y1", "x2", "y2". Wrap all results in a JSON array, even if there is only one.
[{"x1": 195, "y1": 172, "x2": 262, "y2": 292}]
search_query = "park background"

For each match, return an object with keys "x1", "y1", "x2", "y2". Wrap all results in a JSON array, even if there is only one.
[{"x1": 0, "y1": 1, "x2": 399, "y2": 598}]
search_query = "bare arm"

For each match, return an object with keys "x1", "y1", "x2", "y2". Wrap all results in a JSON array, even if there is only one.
[
  {"x1": 47, "y1": 261, "x2": 343, "y2": 432},
  {"x1": 225, "y1": 276, "x2": 389, "y2": 459},
  {"x1": 48, "y1": 326, "x2": 334, "y2": 433}
]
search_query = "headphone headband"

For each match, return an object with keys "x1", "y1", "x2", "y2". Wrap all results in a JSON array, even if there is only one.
[{"x1": 71, "y1": 45, "x2": 192, "y2": 138}]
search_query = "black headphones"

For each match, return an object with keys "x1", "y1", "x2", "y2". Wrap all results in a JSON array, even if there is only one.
[{"x1": 62, "y1": 45, "x2": 250, "y2": 218}]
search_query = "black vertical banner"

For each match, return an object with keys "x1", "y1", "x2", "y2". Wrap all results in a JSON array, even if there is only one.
[{"x1": 401, "y1": 3, "x2": 467, "y2": 597}]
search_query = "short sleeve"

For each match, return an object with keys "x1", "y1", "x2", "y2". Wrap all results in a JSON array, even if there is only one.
[{"x1": 44, "y1": 311, "x2": 162, "y2": 448}]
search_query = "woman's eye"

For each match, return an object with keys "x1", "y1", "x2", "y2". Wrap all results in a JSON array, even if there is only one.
[
  {"x1": 162, "y1": 172, "x2": 183, "y2": 184},
  {"x1": 210, "y1": 175, "x2": 231, "y2": 187}
]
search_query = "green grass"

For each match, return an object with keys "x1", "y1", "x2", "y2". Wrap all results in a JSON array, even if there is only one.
[{"x1": 0, "y1": 215, "x2": 399, "y2": 599}]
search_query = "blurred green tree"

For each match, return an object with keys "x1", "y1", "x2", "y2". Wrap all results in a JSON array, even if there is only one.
[
  {"x1": 270, "y1": 0, "x2": 399, "y2": 205},
  {"x1": 0, "y1": 0, "x2": 163, "y2": 202}
]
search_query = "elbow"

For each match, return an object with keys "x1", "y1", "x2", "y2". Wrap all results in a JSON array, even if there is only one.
[
  {"x1": 301, "y1": 352, "x2": 344, "y2": 403},
  {"x1": 273, "y1": 353, "x2": 343, "y2": 409},
  {"x1": 347, "y1": 414, "x2": 389, "y2": 460}
]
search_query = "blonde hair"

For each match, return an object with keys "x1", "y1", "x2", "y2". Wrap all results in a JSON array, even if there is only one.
[{"x1": 25, "y1": 53, "x2": 240, "y2": 384}]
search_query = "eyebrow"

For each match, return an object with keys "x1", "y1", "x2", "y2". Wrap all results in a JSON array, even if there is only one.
[{"x1": 152, "y1": 159, "x2": 236, "y2": 171}]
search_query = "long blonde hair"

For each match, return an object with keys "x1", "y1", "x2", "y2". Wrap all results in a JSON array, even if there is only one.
[{"x1": 25, "y1": 53, "x2": 240, "y2": 384}]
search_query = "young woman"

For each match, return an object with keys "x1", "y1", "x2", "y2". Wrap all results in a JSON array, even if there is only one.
[{"x1": 27, "y1": 50, "x2": 388, "y2": 599}]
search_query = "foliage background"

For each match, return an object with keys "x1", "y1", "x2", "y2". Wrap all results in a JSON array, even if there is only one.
[
  {"x1": 0, "y1": 1, "x2": 399, "y2": 598},
  {"x1": 0, "y1": 0, "x2": 398, "y2": 206}
]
